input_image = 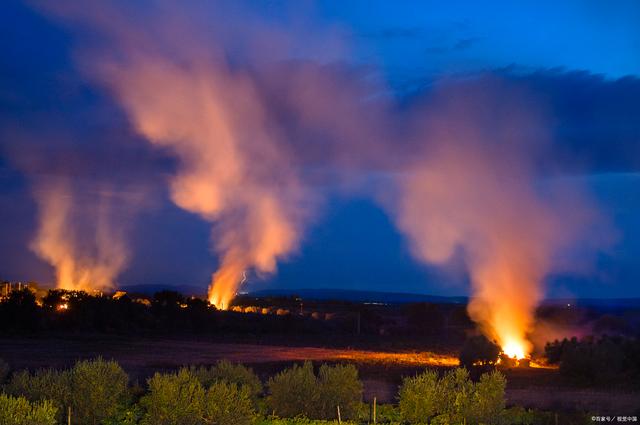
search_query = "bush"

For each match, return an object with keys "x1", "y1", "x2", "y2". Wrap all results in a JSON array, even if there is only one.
[
  {"x1": 140, "y1": 368, "x2": 205, "y2": 425},
  {"x1": 437, "y1": 368, "x2": 474, "y2": 422},
  {"x1": 398, "y1": 369, "x2": 439, "y2": 422},
  {"x1": 398, "y1": 368, "x2": 506, "y2": 424},
  {"x1": 267, "y1": 361, "x2": 318, "y2": 418},
  {"x1": 472, "y1": 370, "x2": 506, "y2": 424},
  {"x1": 204, "y1": 381, "x2": 255, "y2": 425},
  {"x1": 459, "y1": 335, "x2": 501, "y2": 369},
  {"x1": 190, "y1": 360, "x2": 262, "y2": 403},
  {"x1": 0, "y1": 393, "x2": 57, "y2": 425},
  {"x1": 316, "y1": 364, "x2": 362, "y2": 420},
  {"x1": 267, "y1": 362, "x2": 363, "y2": 420},
  {"x1": 70, "y1": 358, "x2": 129, "y2": 425},
  {"x1": 5, "y1": 368, "x2": 71, "y2": 422}
]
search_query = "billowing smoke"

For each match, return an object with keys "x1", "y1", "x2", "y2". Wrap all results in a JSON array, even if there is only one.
[
  {"x1": 30, "y1": 179, "x2": 130, "y2": 292},
  {"x1": 386, "y1": 80, "x2": 604, "y2": 357},
  {"x1": 108, "y1": 58, "x2": 314, "y2": 309},
  {"x1": 32, "y1": 2, "x2": 610, "y2": 338}
]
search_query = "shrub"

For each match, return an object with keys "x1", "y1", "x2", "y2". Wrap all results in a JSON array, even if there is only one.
[
  {"x1": 398, "y1": 369, "x2": 439, "y2": 423},
  {"x1": 140, "y1": 368, "x2": 205, "y2": 425},
  {"x1": 437, "y1": 368, "x2": 474, "y2": 422},
  {"x1": 204, "y1": 381, "x2": 255, "y2": 425},
  {"x1": 69, "y1": 358, "x2": 130, "y2": 425},
  {"x1": 190, "y1": 360, "x2": 263, "y2": 402},
  {"x1": 267, "y1": 362, "x2": 363, "y2": 421},
  {"x1": 472, "y1": 370, "x2": 506, "y2": 425},
  {"x1": 267, "y1": 361, "x2": 318, "y2": 418},
  {"x1": 5, "y1": 368, "x2": 71, "y2": 422},
  {"x1": 316, "y1": 364, "x2": 362, "y2": 420},
  {"x1": 0, "y1": 393, "x2": 57, "y2": 425},
  {"x1": 398, "y1": 368, "x2": 506, "y2": 424},
  {"x1": 459, "y1": 335, "x2": 501, "y2": 369}
]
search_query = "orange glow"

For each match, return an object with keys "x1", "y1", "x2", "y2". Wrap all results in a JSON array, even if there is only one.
[
  {"x1": 502, "y1": 340, "x2": 527, "y2": 360},
  {"x1": 101, "y1": 48, "x2": 310, "y2": 311},
  {"x1": 388, "y1": 86, "x2": 591, "y2": 361},
  {"x1": 30, "y1": 181, "x2": 128, "y2": 292}
]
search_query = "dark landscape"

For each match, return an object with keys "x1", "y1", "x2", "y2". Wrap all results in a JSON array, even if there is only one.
[{"x1": 1, "y1": 0, "x2": 639, "y2": 424}]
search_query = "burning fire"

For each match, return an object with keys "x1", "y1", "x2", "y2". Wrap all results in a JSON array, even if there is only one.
[
  {"x1": 501, "y1": 340, "x2": 527, "y2": 360},
  {"x1": 388, "y1": 84, "x2": 587, "y2": 361},
  {"x1": 99, "y1": 51, "x2": 310, "y2": 312},
  {"x1": 30, "y1": 181, "x2": 128, "y2": 292}
]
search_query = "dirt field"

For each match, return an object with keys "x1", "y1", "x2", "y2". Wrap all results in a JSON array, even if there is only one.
[{"x1": 1, "y1": 336, "x2": 638, "y2": 412}]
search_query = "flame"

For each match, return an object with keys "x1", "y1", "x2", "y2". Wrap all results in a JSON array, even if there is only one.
[
  {"x1": 501, "y1": 340, "x2": 527, "y2": 360},
  {"x1": 97, "y1": 45, "x2": 310, "y2": 310},
  {"x1": 30, "y1": 180, "x2": 128, "y2": 292},
  {"x1": 387, "y1": 82, "x2": 598, "y2": 360}
]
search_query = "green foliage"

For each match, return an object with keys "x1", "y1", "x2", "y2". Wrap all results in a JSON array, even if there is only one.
[
  {"x1": 472, "y1": 370, "x2": 506, "y2": 424},
  {"x1": 256, "y1": 419, "x2": 358, "y2": 425},
  {"x1": 398, "y1": 368, "x2": 506, "y2": 424},
  {"x1": 6, "y1": 358, "x2": 129, "y2": 424},
  {"x1": 267, "y1": 362, "x2": 363, "y2": 420},
  {"x1": 316, "y1": 364, "x2": 362, "y2": 420},
  {"x1": 204, "y1": 381, "x2": 255, "y2": 425},
  {"x1": 103, "y1": 404, "x2": 144, "y2": 425},
  {"x1": 5, "y1": 368, "x2": 71, "y2": 422},
  {"x1": 189, "y1": 359, "x2": 263, "y2": 403},
  {"x1": 268, "y1": 361, "x2": 318, "y2": 418},
  {"x1": 398, "y1": 369, "x2": 439, "y2": 422},
  {"x1": 499, "y1": 406, "x2": 538, "y2": 425},
  {"x1": 0, "y1": 393, "x2": 57, "y2": 425},
  {"x1": 140, "y1": 368, "x2": 205, "y2": 425},
  {"x1": 69, "y1": 358, "x2": 130, "y2": 425},
  {"x1": 437, "y1": 368, "x2": 474, "y2": 422},
  {"x1": 459, "y1": 335, "x2": 501, "y2": 369}
]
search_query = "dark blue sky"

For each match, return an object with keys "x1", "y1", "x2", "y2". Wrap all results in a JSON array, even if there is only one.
[{"x1": 0, "y1": 0, "x2": 639, "y2": 297}]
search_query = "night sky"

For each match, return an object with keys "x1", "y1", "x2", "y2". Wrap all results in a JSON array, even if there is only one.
[{"x1": 1, "y1": 0, "x2": 639, "y2": 298}]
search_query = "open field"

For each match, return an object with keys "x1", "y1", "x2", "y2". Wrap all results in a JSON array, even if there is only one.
[{"x1": 1, "y1": 335, "x2": 638, "y2": 413}]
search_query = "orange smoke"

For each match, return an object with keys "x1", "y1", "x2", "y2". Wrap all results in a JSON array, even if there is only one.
[
  {"x1": 30, "y1": 180, "x2": 128, "y2": 292},
  {"x1": 97, "y1": 48, "x2": 309, "y2": 310},
  {"x1": 390, "y1": 81, "x2": 588, "y2": 358}
]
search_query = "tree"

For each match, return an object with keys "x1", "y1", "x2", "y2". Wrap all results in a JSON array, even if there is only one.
[
  {"x1": 0, "y1": 393, "x2": 57, "y2": 425},
  {"x1": 203, "y1": 381, "x2": 254, "y2": 425},
  {"x1": 398, "y1": 369, "x2": 440, "y2": 423},
  {"x1": 69, "y1": 358, "x2": 130, "y2": 425},
  {"x1": 140, "y1": 369, "x2": 205, "y2": 425},
  {"x1": 398, "y1": 368, "x2": 507, "y2": 424},
  {"x1": 472, "y1": 370, "x2": 506, "y2": 424},
  {"x1": 459, "y1": 335, "x2": 501, "y2": 369},
  {"x1": 267, "y1": 361, "x2": 318, "y2": 418},
  {"x1": 189, "y1": 360, "x2": 262, "y2": 405},
  {"x1": 6, "y1": 368, "x2": 71, "y2": 423},
  {"x1": 316, "y1": 364, "x2": 362, "y2": 420}
]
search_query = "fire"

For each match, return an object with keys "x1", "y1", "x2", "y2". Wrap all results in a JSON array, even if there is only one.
[
  {"x1": 501, "y1": 340, "x2": 527, "y2": 360},
  {"x1": 30, "y1": 180, "x2": 128, "y2": 292},
  {"x1": 98, "y1": 43, "x2": 311, "y2": 312},
  {"x1": 388, "y1": 85, "x2": 583, "y2": 363}
]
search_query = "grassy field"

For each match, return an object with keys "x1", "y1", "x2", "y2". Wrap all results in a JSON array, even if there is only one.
[{"x1": 1, "y1": 335, "x2": 638, "y2": 413}]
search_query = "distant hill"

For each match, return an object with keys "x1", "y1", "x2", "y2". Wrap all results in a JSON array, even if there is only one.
[
  {"x1": 245, "y1": 288, "x2": 468, "y2": 304},
  {"x1": 121, "y1": 284, "x2": 206, "y2": 297},
  {"x1": 119, "y1": 284, "x2": 640, "y2": 308}
]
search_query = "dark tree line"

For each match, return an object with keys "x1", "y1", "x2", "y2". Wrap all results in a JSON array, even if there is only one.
[{"x1": 545, "y1": 335, "x2": 640, "y2": 388}]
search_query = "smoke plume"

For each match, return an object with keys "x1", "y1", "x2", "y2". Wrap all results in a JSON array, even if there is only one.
[
  {"x1": 386, "y1": 80, "x2": 603, "y2": 357},
  {"x1": 31, "y1": 179, "x2": 130, "y2": 292}
]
